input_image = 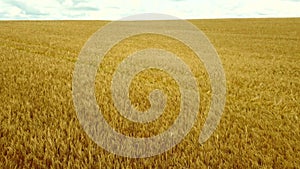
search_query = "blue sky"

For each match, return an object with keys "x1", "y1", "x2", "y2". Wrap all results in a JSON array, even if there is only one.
[{"x1": 0, "y1": 0, "x2": 300, "y2": 20}]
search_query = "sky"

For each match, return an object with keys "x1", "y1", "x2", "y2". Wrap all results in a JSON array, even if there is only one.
[{"x1": 0, "y1": 0, "x2": 300, "y2": 20}]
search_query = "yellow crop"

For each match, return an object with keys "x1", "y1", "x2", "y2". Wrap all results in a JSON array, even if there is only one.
[{"x1": 0, "y1": 18, "x2": 299, "y2": 168}]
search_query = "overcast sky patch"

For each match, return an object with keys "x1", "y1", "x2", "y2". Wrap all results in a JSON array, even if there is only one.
[{"x1": 0, "y1": 0, "x2": 299, "y2": 20}]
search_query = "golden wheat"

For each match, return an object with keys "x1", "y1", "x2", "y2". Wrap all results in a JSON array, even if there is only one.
[{"x1": 0, "y1": 18, "x2": 299, "y2": 168}]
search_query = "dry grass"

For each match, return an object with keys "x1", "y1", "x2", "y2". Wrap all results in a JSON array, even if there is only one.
[{"x1": 0, "y1": 18, "x2": 299, "y2": 168}]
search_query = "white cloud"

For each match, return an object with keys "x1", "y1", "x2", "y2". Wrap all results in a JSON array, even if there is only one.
[{"x1": 0, "y1": 0, "x2": 299, "y2": 20}]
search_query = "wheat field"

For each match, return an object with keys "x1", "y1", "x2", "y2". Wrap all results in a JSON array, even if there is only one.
[{"x1": 0, "y1": 18, "x2": 299, "y2": 168}]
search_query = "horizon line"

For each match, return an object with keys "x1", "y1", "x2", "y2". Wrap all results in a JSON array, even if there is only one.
[{"x1": 0, "y1": 16, "x2": 299, "y2": 22}]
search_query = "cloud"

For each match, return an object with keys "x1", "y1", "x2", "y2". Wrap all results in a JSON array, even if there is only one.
[
  {"x1": 0, "y1": 0, "x2": 299, "y2": 20},
  {"x1": 68, "y1": 7, "x2": 99, "y2": 11},
  {"x1": 282, "y1": 0, "x2": 300, "y2": 2},
  {"x1": 169, "y1": 0, "x2": 186, "y2": 2},
  {"x1": 1, "y1": 0, "x2": 47, "y2": 17},
  {"x1": 107, "y1": 6, "x2": 120, "y2": 10}
]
